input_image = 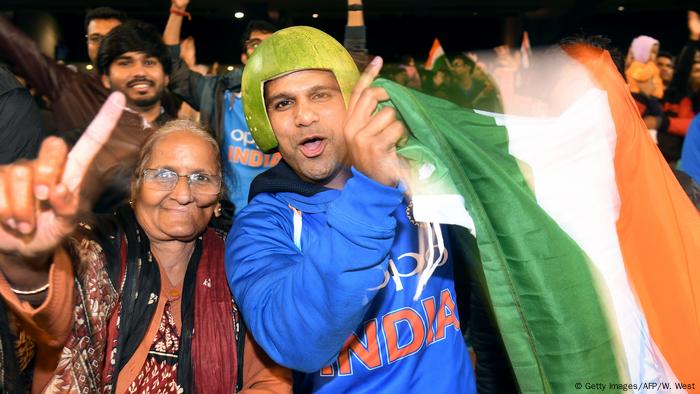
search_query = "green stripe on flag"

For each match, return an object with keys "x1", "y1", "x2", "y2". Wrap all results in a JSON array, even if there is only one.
[
  {"x1": 374, "y1": 78, "x2": 623, "y2": 393},
  {"x1": 427, "y1": 53, "x2": 449, "y2": 72}
]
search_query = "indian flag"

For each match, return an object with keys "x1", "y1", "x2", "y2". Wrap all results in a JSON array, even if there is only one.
[
  {"x1": 520, "y1": 31, "x2": 532, "y2": 69},
  {"x1": 425, "y1": 38, "x2": 448, "y2": 71},
  {"x1": 375, "y1": 45, "x2": 700, "y2": 392}
]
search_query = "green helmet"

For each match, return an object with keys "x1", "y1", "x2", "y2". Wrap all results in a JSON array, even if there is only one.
[{"x1": 241, "y1": 26, "x2": 360, "y2": 153}]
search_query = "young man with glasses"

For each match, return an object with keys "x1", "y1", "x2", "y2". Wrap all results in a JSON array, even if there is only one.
[
  {"x1": 84, "y1": 7, "x2": 126, "y2": 66},
  {"x1": 0, "y1": 7, "x2": 126, "y2": 133}
]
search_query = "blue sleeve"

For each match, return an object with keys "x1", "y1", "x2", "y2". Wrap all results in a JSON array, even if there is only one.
[
  {"x1": 226, "y1": 169, "x2": 404, "y2": 372},
  {"x1": 680, "y1": 114, "x2": 700, "y2": 184}
]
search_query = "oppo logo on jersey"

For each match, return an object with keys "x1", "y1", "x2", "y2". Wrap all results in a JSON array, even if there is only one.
[
  {"x1": 374, "y1": 249, "x2": 449, "y2": 292},
  {"x1": 228, "y1": 128, "x2": 258, "y2": 147},
  {"x1": 320, "y1": 288, "x2": 460, "y2": 377}
]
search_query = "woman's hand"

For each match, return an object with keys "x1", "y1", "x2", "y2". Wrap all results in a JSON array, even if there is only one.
[{"x1": 0, "y1": 93, "x2": 124, "y2": 258}]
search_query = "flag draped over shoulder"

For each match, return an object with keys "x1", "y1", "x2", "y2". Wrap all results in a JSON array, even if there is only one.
[{"x1": 375, "y1": 46, "x2": 700, "y2": 393}]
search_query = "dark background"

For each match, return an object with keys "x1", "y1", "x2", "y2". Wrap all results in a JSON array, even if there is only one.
[{"x1": 1, "y1": 0, "x2": 698, "y2": 65}]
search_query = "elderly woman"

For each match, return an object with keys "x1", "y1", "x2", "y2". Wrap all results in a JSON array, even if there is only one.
[{"x1": 0, "y1": 94, "x2": 291, "y2": 393}]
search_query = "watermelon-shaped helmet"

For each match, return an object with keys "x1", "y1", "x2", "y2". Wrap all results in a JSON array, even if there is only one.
[{"x1": 242, "y1": 26, "x2": 360, "y2": 153}]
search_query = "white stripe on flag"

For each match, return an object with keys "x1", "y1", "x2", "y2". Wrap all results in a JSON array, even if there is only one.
[{"x1": 478, "y1": 87, "x2": 677, "y2": 388}]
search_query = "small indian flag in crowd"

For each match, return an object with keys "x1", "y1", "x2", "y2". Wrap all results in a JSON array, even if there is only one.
[
  {"x1": 425, "y1": 38, "x2": 448, "y2": 71},
  {"x1": 376, "y1": 43, "x2": 700, "y2": 393},
  {"x1": 520, "y1": 31, "x2": 532, "y2": 68}
]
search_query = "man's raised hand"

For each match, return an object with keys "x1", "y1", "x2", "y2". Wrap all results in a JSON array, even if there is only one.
[
  {"x1": 172, "y1": 0, "x2": 190, "y2": 12},
  {"x1": 344, "y1": 56, "x2": 407, "y2": 187},
  {"x1": 689, "y1": 11, "x2": 700, "y2": 41}
]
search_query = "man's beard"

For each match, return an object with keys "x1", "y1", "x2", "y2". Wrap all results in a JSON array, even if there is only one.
[
  {"x1": 129, "y1": 92, "x2": 162, "y2": 109},
  {"x1": 124, "y1": 76, "x2": 163, "y2": 109}
]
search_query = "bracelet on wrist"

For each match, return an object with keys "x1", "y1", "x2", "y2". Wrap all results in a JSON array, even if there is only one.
[
  {"x1": 348, "y1": 4, "x2": 364, "y2": 11},
  {"x1": 170, "y1": 7, "x2": 192, "y2": 21},
  {"x1": 11, "y1": 282, "x2": 49, "y2": 295}
]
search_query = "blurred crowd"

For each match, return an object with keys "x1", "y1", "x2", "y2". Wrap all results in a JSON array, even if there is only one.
[
  {"x1": 0, "y1": 1, "x2": 698, "y2": 393},
  {"x1": 4, "y1": 6, "x2": 700, "y2": 187}
]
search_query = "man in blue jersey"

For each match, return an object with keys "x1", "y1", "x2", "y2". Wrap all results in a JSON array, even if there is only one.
[
  {"x1": 165, "y1": 0, "x2": 370, "y2": 216},
  {"x1": 226, "y1": 26, "x2": 478, "y2": 393}
]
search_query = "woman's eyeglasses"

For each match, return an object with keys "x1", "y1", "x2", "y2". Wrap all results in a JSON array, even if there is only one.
[{"x1": 142, "y1": 168, "x2": 221, "y2": 195}]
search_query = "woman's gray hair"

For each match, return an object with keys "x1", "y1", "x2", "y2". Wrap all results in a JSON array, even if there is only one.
[{"x1": 131, "y1": 119, "x2": 221, "y2": 197}]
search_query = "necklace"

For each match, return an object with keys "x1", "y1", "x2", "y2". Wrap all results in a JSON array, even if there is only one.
[{"x1": 406, "y1": 200, "x2": 418, "y2": 226}]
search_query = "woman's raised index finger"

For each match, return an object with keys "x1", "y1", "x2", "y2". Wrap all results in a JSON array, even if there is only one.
[{"x1": 62, "y1": 92, "x2": 125, "y2": 191}]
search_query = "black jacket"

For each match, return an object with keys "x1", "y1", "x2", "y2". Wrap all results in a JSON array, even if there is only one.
[{"x1": 0, "y1": 66, "x2": 42, "y2": 164}]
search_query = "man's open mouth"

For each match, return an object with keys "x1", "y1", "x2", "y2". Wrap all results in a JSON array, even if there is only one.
[{"x1": 298, "y1": 136, "x2": 326, "y2": 158}]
